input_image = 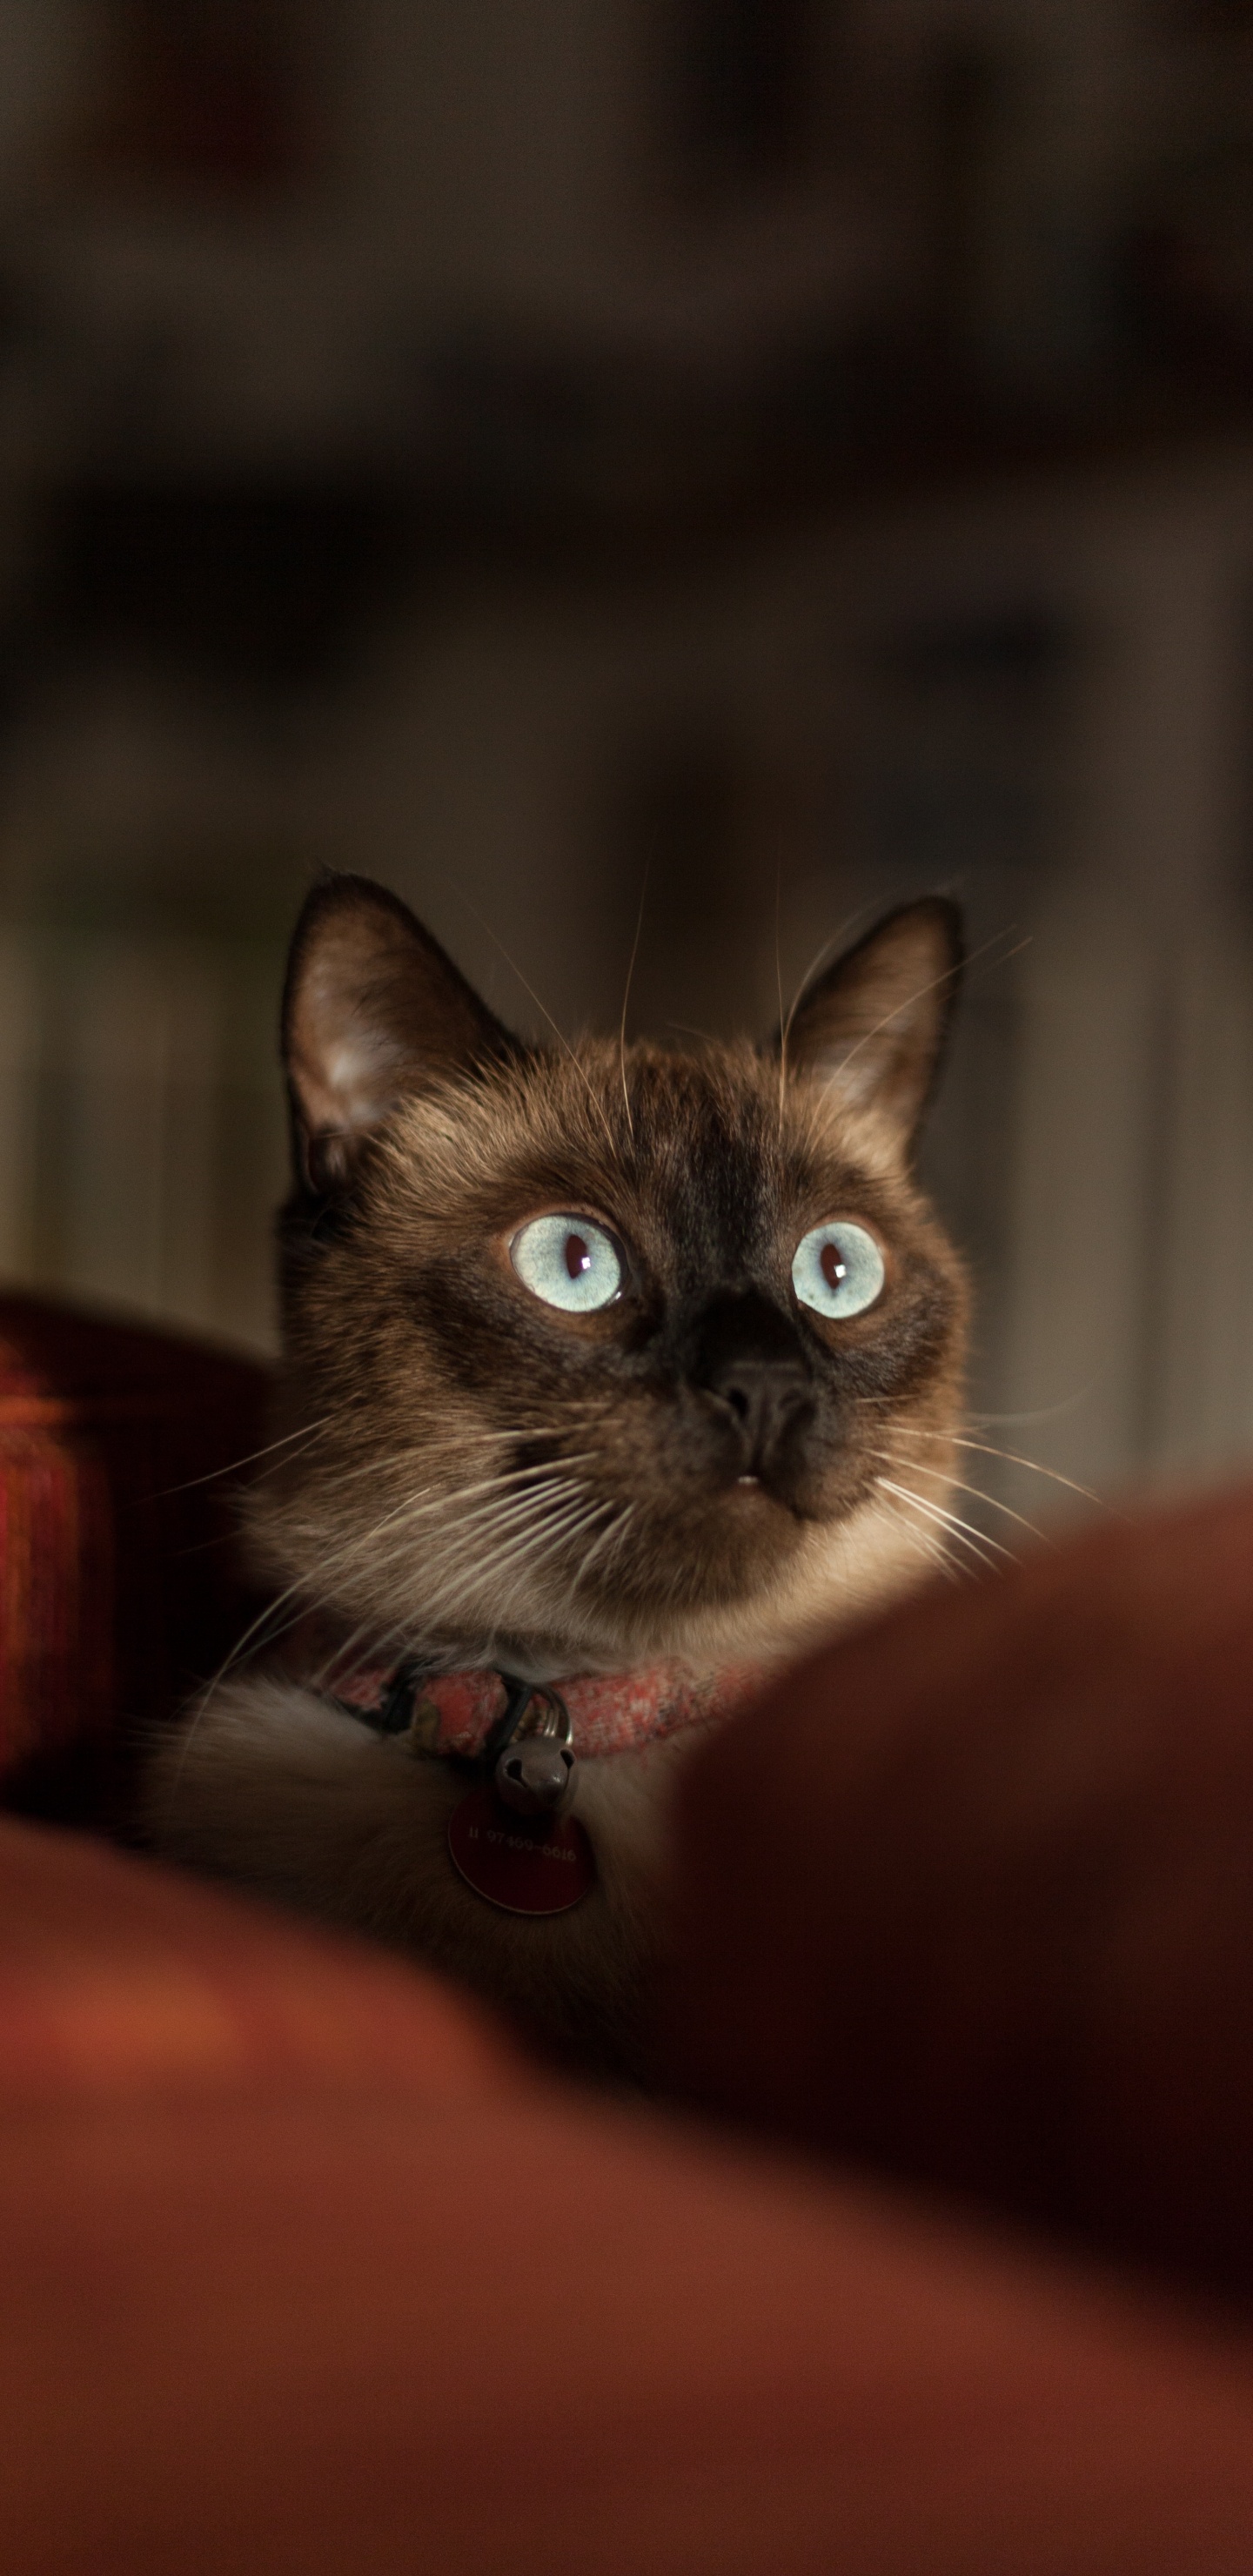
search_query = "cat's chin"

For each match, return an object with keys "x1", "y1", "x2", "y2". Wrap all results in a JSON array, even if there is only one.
[
  {"x1": 723, "y1": 1470, "x2": 831, "y2": 1522},
  {"x1": 382, "y1": 1486, "x2": 931, "y2": 1679},
  {"x1": 249, "y1": 1472, "x2": 928, "y2": 1685}
]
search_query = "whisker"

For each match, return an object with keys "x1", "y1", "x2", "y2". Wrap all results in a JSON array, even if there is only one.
[
  {"x1": 381, "y1": 1476, "x2": 593, "y2": 1581},
  {"x1": 875, "y1": 1477, "x2": 1010, "y2": 1576},
  {"x1": 897, "y1": 1483, "x2": 1015, "y2": 1568},
  {"x1": 285, "y1": 1479, "x2": 600, "y2": 1687},
  {"x1": 828, "y1": 934, "x2": 995, "y2": 1095},
  {"x1": 828, "y1": 921, "x2": 1020, "y2": 1106},
  {"x1": 218, "y1": 1470, "x2": 592, "y2": 1683},
  {"x1": 865, "y1": 1448, "x2": 1049, "y2": 1548},
  {"x1": 306, "y1": 1618, "x2": 394, "y2": 1697},
  {"x1": 160, "y1": 1462, "x2": 602, "y2": 1804},
  {"x1": 618, "y1": 865, "x2": 648, "y2": 1144},
  {"x1": 309, "y1": 1460, "x2": 598, "y2": 1570},
  {"x1": 293, "y1": 1431, "x2": 601, "y2": 1498},
  {"x1": 774, "y1": 860, "x2": 789, "y2": 1134},
  {"x1": 965, "y1": 1396, "x2": 1094, "y2": 1428},
  {"x1": 448, "y1": 889, "x2": 619, "y2": 1154},
  {"x1": 777, "y1": 902, "x2": 876, "y2": 1090},
  {"x1": 863, "y1": 1412, "x2": 1103, "y2": 1510},
  {"x1": 417, "y1": 1494, "x2": 610, "y2": 1618},
  {"x1": 467, "y1": 1492, "x2": 606, "y2": 1580},
  {"x1": 158, "y1": 1568, "x2": 325, "y2": 1809},
  {"x1": 570, "y1": 1501, "x2": 634, "y2": 1588},
  {"x1": 947, "y1": 1436, "x2": 1102, "y2": 1509},
  {"x1": 157, "y1": 1417, "x2": 332, "y2": 1500},
  {"x1": 879, "y1": 1500, "x2": 961, "y2": 1586}
]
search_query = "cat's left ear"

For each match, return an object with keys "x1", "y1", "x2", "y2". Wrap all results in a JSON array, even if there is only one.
[
  {"x1": 283, "y1": 874, "x2": 513, "y2": 1190},
  {"x1": 773, "y1": 897, "x2": 963, "y2": 1156}
]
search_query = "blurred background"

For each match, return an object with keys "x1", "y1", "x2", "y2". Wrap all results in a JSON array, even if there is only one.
[{"x1": 2, "y1": 1, "x2": 1253, "y2": 1532}]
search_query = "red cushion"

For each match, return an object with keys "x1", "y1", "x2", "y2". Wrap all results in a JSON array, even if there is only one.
[
  {"x1": 662, "y1": 1479, "x2": 1253, "y2": 2302},
  {"x1": 6, "y1": 1817, "x2": 1253, "y2": 2573},
  {"x1": 0, "y1": 1295, "x2": 268, "y2": 1793},
  {"x1": 0, "y1": 1815, "x2": 516, "y2": 2104}
]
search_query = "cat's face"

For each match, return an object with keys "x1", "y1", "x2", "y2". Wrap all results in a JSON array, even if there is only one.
[{"x1": 254, "y1": 878, "x2": 968, "y2": 1672}]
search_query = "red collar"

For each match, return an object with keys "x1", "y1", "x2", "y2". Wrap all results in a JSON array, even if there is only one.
[{"x1": 301, "y1": 1637, "x2": 765, "y2": 1761}]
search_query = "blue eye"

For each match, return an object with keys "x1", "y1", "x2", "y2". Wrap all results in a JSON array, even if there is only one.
[
  {"x1": 511, "y1": 1214, "x2": 624, "y2": 1313},
  {"x1": 791, "y1": 1221, "x2": 885, "y2": 1319}
]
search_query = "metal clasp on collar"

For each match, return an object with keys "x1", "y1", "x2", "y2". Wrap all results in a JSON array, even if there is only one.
[{"x1": 487, "y1": 1677, "x2": 577, "y2": 1817}]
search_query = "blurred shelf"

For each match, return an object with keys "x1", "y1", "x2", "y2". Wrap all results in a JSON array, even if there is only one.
[{"x1": 9, "y1": 343, "x2": 1253, "y2": 688}]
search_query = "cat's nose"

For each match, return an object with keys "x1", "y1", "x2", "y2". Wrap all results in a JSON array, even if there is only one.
[
  {"x1": 711, "y1": 1356, "x2": 814, "y2": 1471},
  {"x1": 691, "y1": 1291, "x2": 815, "y2": 1477}
]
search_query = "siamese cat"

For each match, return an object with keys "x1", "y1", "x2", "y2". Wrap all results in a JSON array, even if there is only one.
[{"x1": 144, "y1": 874, "x2": 968, "y2": 2068}]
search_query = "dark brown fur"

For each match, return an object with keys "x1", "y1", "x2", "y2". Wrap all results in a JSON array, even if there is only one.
[{"x1": 144, "y1": 877, "x2": 969, "y2": 2067}]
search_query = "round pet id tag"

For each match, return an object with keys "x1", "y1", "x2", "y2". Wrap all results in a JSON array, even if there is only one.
[{"x1": 447, "y1": 1783, "x2": 596, "y2": 1915}]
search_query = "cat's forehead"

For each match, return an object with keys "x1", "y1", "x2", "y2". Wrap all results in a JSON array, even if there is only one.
[
  {"x1": 621, "y1": 1045, "x2": 802, "y2": 1197},
  {"x1": 622, "y1": 1045, "x2": 906, "y2": 1244},
  {"x1": 393, "y1": 1037, "x2": 897, "y2": 1257}
]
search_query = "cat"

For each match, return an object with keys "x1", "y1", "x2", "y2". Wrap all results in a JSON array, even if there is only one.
[{"x1": 144, "y1": 872, "x2": 968, "y2": 2070}]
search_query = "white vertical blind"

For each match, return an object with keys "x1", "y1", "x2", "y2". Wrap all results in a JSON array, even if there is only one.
[
  {"x1": 0, "y1": 930, "x2": 38, "y2": 1280},
  {"x1": 0, "y1": 929, "x2": 285, "y2": 1352}
]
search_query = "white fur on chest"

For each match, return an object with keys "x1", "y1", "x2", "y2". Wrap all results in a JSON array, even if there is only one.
[{"x1": 144, "y1": 1673, "x2": 698, "y2": 2061}]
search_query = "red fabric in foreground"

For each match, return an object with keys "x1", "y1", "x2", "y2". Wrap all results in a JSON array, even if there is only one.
[
  {"x1": 0, "y1": 1812, "x2": 516, "y2": 2104},
  {"x1": 7, "y1": 1817, "x2": 1253, "y2": 2573},
  {"x1": 663, "y1": 1479, "x2": 1253, "y2": 2302},
  {"x1": 0, "y1": 1296, "x2": 268, "y2": 1790}
]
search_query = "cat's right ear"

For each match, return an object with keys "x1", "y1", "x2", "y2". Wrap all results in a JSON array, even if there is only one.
[
  {"x1": 282, "y1": 875, "x2": 513, "y2": 1191},
  {"x1": 772, "y1": 897, "x2": 963, "y2": 1157}
]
